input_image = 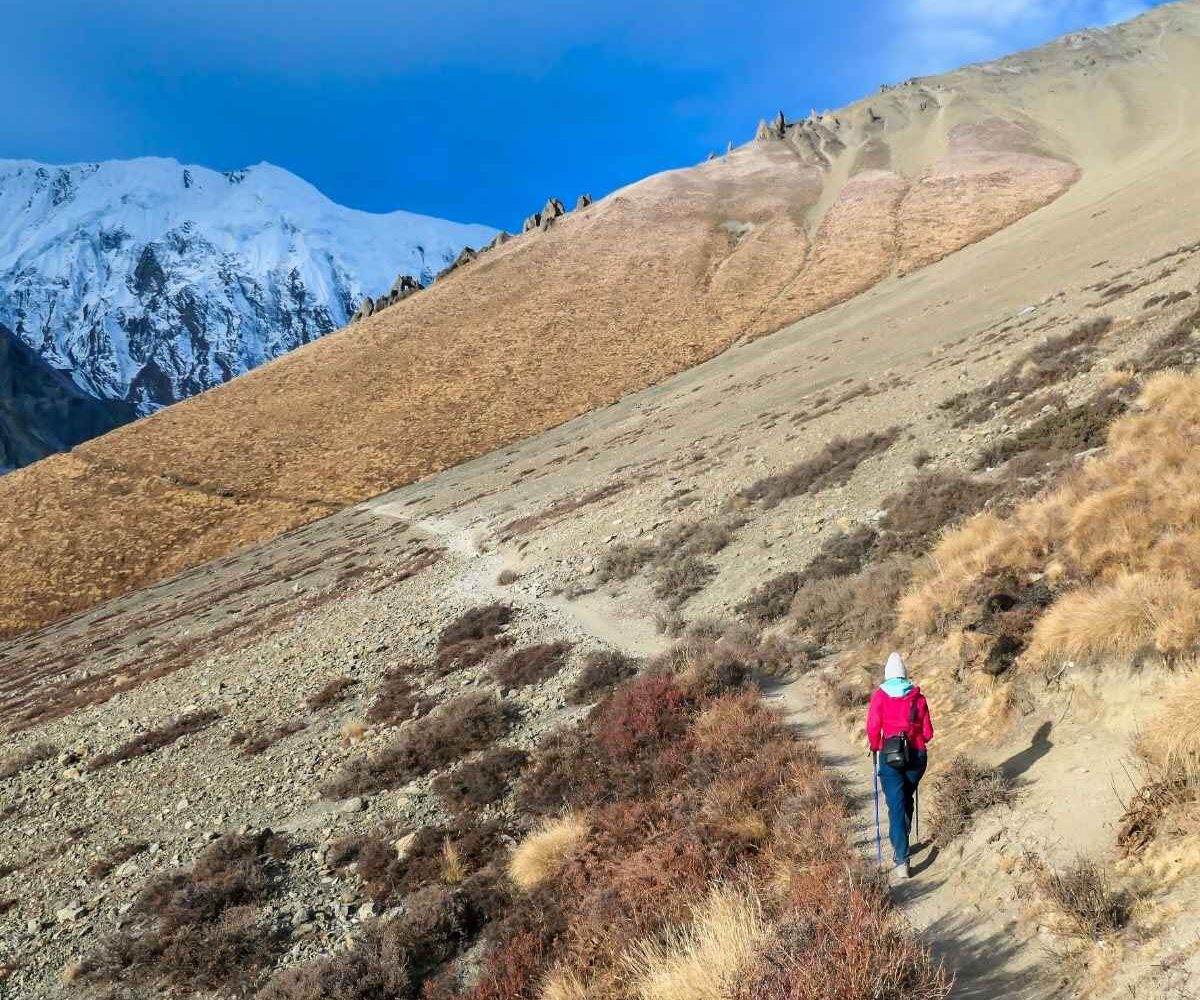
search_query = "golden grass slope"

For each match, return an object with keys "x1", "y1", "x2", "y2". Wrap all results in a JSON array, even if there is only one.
[
  {"x1": 900, "y1": 364, "x2": 1200, "y2": 665},
  {"x1": 4, "y1": 1, "x2": 1200, "y2": 638}
]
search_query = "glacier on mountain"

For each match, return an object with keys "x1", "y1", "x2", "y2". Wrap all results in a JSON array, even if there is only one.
[{"x1": 0, "y1": 158, "x2": 495, "y2": 413}]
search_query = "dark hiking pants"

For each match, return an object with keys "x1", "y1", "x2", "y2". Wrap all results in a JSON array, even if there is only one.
[{"x1": 878, "y1": 750, "x2": 927, "y2": 865}]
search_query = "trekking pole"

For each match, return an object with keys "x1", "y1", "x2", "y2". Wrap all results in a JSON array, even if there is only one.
[
  {"x1": 872, "y1": 751, "x2": 883, "y2": 868},
  {"x1": 914, "y1": 783, "x2": 920, "y2": 844}
]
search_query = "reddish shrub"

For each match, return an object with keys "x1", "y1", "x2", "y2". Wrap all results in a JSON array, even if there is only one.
[
  {"x1": 593, "y1": 676, "x2": 690, "y2": 762},
  {"x1": 87, "y1": 710, "x2": 220, "y2": 770}
]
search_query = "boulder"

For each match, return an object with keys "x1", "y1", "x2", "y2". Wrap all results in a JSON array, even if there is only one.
[
  {"x1": 351, "y1": 296, "x2": 375, "y2": 323},
  {"x1": 484, "y1": 231, "x2": 511, "y2": 251},
  {"x1": 575, "y1": 193, "x2": 592, "y2": 210},
  {"x1": 522, "y1": 212, "x2": 541, "y2": 233},
  {"x1": 541, "y1": 197, "x2": 566, "y2": 221}
]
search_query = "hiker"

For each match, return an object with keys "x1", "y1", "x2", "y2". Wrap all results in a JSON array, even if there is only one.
[{"x1": 866, "y1": 652, "x2": 933, "y2": 879}]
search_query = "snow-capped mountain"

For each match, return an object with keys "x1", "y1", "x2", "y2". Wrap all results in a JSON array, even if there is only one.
[{"x1": 0, "y1": 157, "x2": 495, "y2": 415}]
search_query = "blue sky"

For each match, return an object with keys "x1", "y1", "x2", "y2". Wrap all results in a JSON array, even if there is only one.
[{"x1": 4, "y1": 0, "x2": 1165, "y2": 230}]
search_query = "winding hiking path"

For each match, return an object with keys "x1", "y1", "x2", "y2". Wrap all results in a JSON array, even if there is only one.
[{"x1": 384, "y1": 504, "x2": 1058, "y2": 998}]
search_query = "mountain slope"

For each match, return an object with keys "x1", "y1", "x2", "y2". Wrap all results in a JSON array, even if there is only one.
[
  {"x1": 3, "y1": 1, "x2": 1200, "y2": 638},
  {"x1": 0, "y1": 323, "x2": 136, "y2": 471},
  {"x1": 0, "y1": 158, "x2": 495, "y2": 416}
]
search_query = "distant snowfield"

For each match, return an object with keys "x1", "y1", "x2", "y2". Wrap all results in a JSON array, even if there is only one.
[{"x1": 0, "y1": 158, "x2": 495, "y2": 411}]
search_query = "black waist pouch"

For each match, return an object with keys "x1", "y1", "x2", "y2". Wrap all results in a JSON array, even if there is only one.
[{"x1": 882, "y1": 733, "x2": 912, "y2": 769}]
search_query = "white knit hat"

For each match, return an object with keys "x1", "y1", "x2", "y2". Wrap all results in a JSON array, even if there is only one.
[{"x1": 884, "y1": 652, "x2": 907, "y2": 681}]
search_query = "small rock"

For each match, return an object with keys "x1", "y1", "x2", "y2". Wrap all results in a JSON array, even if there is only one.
[{"x1": 337, "y1": 796, "x2": 366, "y2": 814}]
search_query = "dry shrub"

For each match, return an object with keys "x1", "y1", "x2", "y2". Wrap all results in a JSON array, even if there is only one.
[
  {"x1": 740, "y1": 870, "x2": 951, "y2": 1000},
  {"x1": 492, "y1": 642, "x2": 573, "y2": 689},
  {"x1": 1119, "y1": 669, "x2": 1200, "y2": 854},
  {"x1": 509, "y1": 815, "x2": 589, "y2": 891},
  {"x1": 598, "y1": 542, "x2": 655, "y2": 583},
  {"x1": 929, "y1": 756, "x2": 1014, "y2": 845},
  {"x1": 259, "y1": 881, "x2": 498, "y2": 999},
  {"x1": 305, "y1": 675, "x2": 356, "y2": 711},
  {"x1": 356, "y1": 821, "x2": 510, "y2": 903},
  {"x1": 436, "y1": 604, "x2": 514, "y2": 674},
  {"x1": 79, "y1": 831, "x2": 289, "y2": 993},
  {"x1": 566, "y1": 649, "x2": 638, "y2": 705},
  {"x1": 944, "y1": 317, "x2": 1113, "y2": 425},
  {"x1": 877, "y1": 474, "x2": 1004, "y2": 558},
  {"x1": 975, "y1": 386, "x2": 1129, "y2": 471},
  {"x1": 497, "y1": 569, "x2": 521, "y2": 586},
  {"x1": 738, "y1": 528, "x2": 877, "y2": 624},
  {"x1": 321, "y1": 693, "x2": 515, "y2": 799},
  {"x1": 739, "y1": 430, "x2": 901, "y2": 508},
  {"x1": 366, "y1": 668, "x2": 431, "y2": 727},
  {"x1": 433, "y1": 746, "x2": 529, "y2": 815},
  {"x1": 87, "y1": 710, "x2": 220, "y2": 771},
  {"x1": 0, "y1": 741, "x2": 55, "y2": 780},
  {"x1": 88, "y1": 841, "x2": 150, "y2": 881},
  {"x1": 1037, "y1": 857, "x2": 1129, "y2": 938},
  {"x1": 790, "y1": 557, "x2": 913, "y2": 648},
  {"x1": 623, "y1": 882, "x2": 767, "y2": 1000},
  {"x1": 1138, "y1": 305, "x2": 1200, "y2": 374},
  {"x1": 655, "y1": 521, "x2": 738, "y2": 561},
  {"x1": 257, "y1": 921, "x2": 410, "y2": 999},
  {"x1": 652, "y1": 556, "x2": 717, "y2": 609},
  {"x1": 239, "y1": 719, "x2": 307, "y2": 757}
]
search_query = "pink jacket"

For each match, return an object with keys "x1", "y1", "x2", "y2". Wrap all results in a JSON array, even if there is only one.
[{"x1": 865, "y1": 685, "x2": 933, "y2": 753}]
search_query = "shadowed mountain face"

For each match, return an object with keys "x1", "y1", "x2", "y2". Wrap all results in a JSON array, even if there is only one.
[
  {"x1": 3, "y1": 1, "x2": 1200, "y2": 637},
  {"x1": 0, "y1": 324, "x2": 136, "y2": 472}
]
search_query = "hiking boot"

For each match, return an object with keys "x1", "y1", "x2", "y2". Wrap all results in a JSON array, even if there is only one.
[{"x1": 895, "y1": 860, "x2": 912, "y2": 880}]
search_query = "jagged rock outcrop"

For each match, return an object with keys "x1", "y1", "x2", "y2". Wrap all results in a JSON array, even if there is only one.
[
  {"x1": 0, "y1": 323, "x2": 136, "y2": 471},
  {"x1": 575, "y1": 194, "x2": 592, "y2": 210},
  {"x1": 539, "y1": 198, "x2": 566, "y2": 231},
  {"x1": 435, "y1": 246, "x2": 479, "y2": 282},
  {"x1": 522, "y1": 212, "x2": 542, "y2": 233},
  {"x1": 485, "y1": 231, "x2": 511, "y2": 251},
  {"x1": 350, "y1": 274, "x2": 425, "y2": 322}
]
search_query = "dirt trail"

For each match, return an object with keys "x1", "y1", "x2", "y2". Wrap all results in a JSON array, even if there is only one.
[
  {"x1": 769, "y1": 673, "x2": 1058, "y2": 1000},
  {"x1": 387, "y1": 505, "x2": 1057, "y2": 998},
  {"x1": 373, "y1": 506, "x2": 667, "y2": 658}
]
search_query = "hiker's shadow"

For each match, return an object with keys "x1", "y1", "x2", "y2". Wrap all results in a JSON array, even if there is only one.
[
  {"x1": 999, "y1": 721, "x2": 1054, "y2": 783},
  {"x1": 910, "y1": 842, "x2": 939, "y2": 876}
]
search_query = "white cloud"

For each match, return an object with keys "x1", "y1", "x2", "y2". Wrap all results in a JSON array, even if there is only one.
[{"x1": 894, "y1": 0, "x2": 1153, "y2": 74}]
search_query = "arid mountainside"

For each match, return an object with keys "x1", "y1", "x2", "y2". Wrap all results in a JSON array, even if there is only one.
[{"x1": 8, "y1": 2, "x2": 1200, "y2": 637}]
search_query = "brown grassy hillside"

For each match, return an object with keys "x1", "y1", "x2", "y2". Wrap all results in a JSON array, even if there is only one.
[{"x1": 4, "y1": 1, "x2": 1200, "y2": 637}]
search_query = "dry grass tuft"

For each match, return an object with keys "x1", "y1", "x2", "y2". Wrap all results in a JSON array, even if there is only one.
[
  {"x1": 623, "y1": 882, "x2": 767, "y2": 1000},
  {"x1": 509, "y1": 814, "x2": 589, "y2": 891},
  {"x1": 901, "y1": 371, "x2": 1200, "y2": 665},
  {"x1": 539, "y1": 964, "x2": 588, "y2": 1000}
]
